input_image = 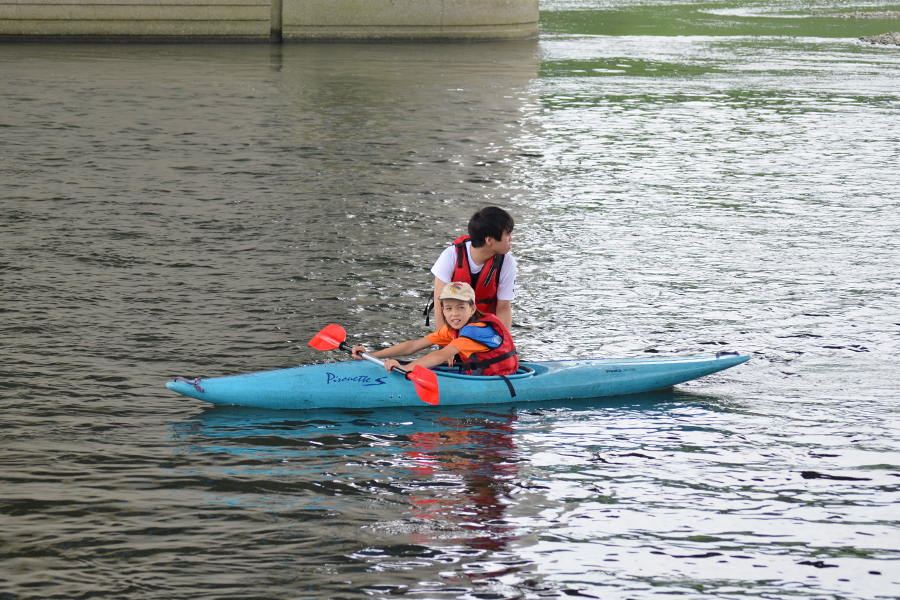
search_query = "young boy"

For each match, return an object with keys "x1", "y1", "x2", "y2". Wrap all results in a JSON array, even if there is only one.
[
  {"x1": 354, "y1": 282, "x2": 518, "y2": 376},
  {"x1": 428, "y1": 207, "x2": 516, "y2": 332}
]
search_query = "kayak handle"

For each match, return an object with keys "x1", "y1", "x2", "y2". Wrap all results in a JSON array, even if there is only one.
[{"x1": 173, "y1": 376, "x2": 204, "y2": 393}]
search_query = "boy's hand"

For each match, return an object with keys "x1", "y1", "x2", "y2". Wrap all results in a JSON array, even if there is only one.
[
  {"x1": 383, "y1": 358, "x2": 407, "y2": 373},
  {"x1": 351, "y1": 345, "x2": 367, "y2": 359}
]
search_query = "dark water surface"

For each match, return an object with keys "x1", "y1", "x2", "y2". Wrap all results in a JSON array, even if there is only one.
[{"x1": 2, "y1": 7, "x2": 900, "y2": 599}]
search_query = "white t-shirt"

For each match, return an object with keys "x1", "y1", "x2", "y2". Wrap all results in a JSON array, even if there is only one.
[{"x1": 430, "y1": 240, "x2": 516, "y2": 301}]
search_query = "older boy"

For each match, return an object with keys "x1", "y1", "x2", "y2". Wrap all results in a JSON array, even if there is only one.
[{"x1": 429, "y1": 207, "x2": 516, "y2": 332}]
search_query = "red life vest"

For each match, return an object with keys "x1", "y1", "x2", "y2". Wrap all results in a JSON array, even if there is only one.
[
  {"x1": 453, "y1": 313, "x2": 519, "y2": 376},
  {"x1": 451, "y1": 235, "x2": 505, "y2": 315}
]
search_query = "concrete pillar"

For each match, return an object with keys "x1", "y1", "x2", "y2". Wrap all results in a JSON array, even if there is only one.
[
  {"x1": 0, "y1": 0, "x2": 537, "y2": 41},
  {"x1": 271, "y1": 0, "x2": 283, "y2": 41}
]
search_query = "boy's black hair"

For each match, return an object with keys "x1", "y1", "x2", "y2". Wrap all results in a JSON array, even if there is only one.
[{"x1": 467, "y1": 206, "x2": 514, "y2": 247}]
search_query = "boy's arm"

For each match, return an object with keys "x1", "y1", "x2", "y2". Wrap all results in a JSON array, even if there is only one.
[
  {"x1": 494, "y1": 300, "x2": 512, "y2": 332},
  {"x1": 494, "y1": 253, "x2": 515, "y2": 332},
  {"x1": 353, "y1": 337, "x2": 433, "y2": 360},
  {"x1": 388, "y1": 344, "x2": 458, "y2": 373},
  {"x1": 432, "y1": 276, "x2": 448, "y2": 329}
]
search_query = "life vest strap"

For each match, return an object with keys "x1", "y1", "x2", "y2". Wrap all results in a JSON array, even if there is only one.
[
  {"x1": 455, "y1": 241, "x2": 467, "y2": 269},
  {"x1": 464, "y1": 348, "x2": 517, "y2": 370},
  {"x1": 422, "y1": 297, "x2": 435, "y2": 327},
  {"x1": 498, "y1": 374, "x2": 517, "y2": 398},
  {"x1": 481, "y1": 254, "x2": 504, "y2": 287}
]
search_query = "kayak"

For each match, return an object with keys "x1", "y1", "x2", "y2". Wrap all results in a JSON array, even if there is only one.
[{"x1": 165, "y1": 353, "x2": 750, "y2": 410}]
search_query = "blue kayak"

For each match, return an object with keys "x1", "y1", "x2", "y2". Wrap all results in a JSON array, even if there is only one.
[{"x1": 166, "y1": 353, "x2": 749, "y2": 410}]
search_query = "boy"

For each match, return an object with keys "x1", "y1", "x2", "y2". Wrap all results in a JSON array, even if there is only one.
[
  {"x1": 354, "y1": 281, "x2": 518, "y2": 376},
  {"x1": 428, "y1": 206, "x2": 516, "y2": 332}
]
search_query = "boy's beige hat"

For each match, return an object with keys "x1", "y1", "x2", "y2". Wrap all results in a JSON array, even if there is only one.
[{"x1": 439, "y1": 281, "x2": 476, "y2": 303}]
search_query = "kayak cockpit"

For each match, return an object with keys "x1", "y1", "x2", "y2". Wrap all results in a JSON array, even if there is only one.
[{"x1": 429, "y1": 364, "x2": 539, "y2": 381}]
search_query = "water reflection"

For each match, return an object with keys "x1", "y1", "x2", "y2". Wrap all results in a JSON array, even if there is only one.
[
  {"x1": 403, "y1": 411, "x2": 520, "y2": 552},
  {"x1": 170, "y1": 392, "x2": 684, "y2": 570},
  {"x1": 174, "y1": 404, "x2": 523, "y2": 556},
  {"x1": 271, "y1": 42, "x2": 543, "y2": 227},
  {"x1": 168, "y1": 391, "x2": 708, "y2": 598}
]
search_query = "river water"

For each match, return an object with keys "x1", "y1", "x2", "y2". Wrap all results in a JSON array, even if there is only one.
[{"x1": 1, "y1": 1, "x2": 899, "y2": 597}]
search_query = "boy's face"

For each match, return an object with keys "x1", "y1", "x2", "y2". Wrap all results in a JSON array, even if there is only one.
[
  {"x1": 441, "y1": 300, "x2": 477, "y2": 330},
  {"x1": 487, "y1": 229, "x2": 513, "y2": 255}
]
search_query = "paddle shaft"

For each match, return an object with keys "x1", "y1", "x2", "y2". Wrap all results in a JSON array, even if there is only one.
[{"x1": 337, "y1": 342, "x2": 412, "y2": 380}]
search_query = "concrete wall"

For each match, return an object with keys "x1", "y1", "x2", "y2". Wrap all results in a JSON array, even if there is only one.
[
  {"x1": 282, "y1": 0, "x2": 539, "y2": 41},
  {"x1": 0, "y1": 0, "x2": 538, "y2": 40},
  {"x1": 0, "y1": 0, "x2": 271, "y2": 39}
]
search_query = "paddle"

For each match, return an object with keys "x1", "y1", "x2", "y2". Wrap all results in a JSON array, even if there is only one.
[{"x1": 309, "y1": 324, "x2": 440, "y2": 405}]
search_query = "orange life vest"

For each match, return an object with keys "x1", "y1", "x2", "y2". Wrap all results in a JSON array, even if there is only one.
[{"x1": 453, "y1": 313, "x2": 518, "y2": 377}]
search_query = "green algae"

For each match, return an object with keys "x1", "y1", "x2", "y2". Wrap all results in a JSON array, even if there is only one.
[{"x1": 541, "y1": 4, "x2": 900, "y2": 38}]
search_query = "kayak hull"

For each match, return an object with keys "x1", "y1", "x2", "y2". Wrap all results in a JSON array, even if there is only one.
[{"x1": 165, "y1": 354, "x2": 750, "y2": 410}]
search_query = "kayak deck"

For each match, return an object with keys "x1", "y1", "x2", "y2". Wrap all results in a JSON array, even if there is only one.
[{"x1": 166, "y1": 353, "x2": 750, "y2": 410}]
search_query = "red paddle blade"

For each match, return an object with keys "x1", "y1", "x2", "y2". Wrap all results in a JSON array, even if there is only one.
[
  {"x1": 408, "y1": 365, "x2": 440, "y2": 405},
  {"x1": 308, "y1": 324, "x2": 347, "y2": 351}
]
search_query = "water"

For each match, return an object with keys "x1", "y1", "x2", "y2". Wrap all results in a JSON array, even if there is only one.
[{"x1": 2, "y1": 2, "x2": 899, "y2": 597}]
